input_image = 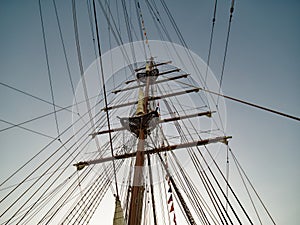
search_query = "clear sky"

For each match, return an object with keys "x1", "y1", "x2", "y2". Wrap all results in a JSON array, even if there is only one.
[{"x1": 0, "y1": 0, "x2": 299, "y2": 224}]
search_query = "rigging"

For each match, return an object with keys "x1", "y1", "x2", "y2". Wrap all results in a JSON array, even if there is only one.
[
  {"x1": 217, "y1": 0, "x2": 235, "y2": 106},
  {"x1": 92, "y1": 0, "x2": 120, "y2": 199},
  {"x1": 39, "y1": 0, "x2": 60, "y2": 139}
]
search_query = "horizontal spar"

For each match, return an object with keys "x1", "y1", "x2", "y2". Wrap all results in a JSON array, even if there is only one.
[
  {"x1": 113, "y1": 73, "x2": 188, "y2": 94},
  {"x1": 125, "y1": 68, "x2": 181, "y2": 85},
  {"x1": 74, "y1": 136, "x2": 232, "y2": 170},
  {"x1": 160, "y1": 111, "x2": 214, "y2": 123},
  {"x1": 134, "y1": 60, "x2": 172, "y2": 72},
  {"x1": 103, "y1": 88, "x2": 200, "y2": 111},
  {"x1": 91, "y1": 111, "x2": 215, "y2": 137}
]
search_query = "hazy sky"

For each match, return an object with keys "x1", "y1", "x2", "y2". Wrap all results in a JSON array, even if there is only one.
[{"x1": 0, "y1": 0, "x2": 299, "y2": 224}]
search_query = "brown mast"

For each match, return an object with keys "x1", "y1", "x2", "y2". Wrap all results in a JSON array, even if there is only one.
[{"x1": 127, "y1": 61, "x2": 153, "y2": 225}]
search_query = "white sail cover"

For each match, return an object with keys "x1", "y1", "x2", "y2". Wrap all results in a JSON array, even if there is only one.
[
  {"x1": 136, "y1": 88, "x2": 145, "y2": 115},
  {"x1": 113, "y1": 198, "x2": 125, "y2": 225}
]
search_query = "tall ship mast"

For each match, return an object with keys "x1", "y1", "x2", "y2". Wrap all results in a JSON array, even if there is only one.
[
  {"x1": 1, "y1": 1, "x2": 298, "y2": 225},
  {"x1": 74, "y1": 55, "x2": 233, "y2": 225}
]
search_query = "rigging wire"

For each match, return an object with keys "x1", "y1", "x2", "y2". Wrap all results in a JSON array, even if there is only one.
[
  {"x1": 52, "y1": 0, "x2": 80, "y2": 116},
  {"x1": 0, "y1": 95, "x2": 103, "y2": 197},
  {"x1": 60, "y1": 160, "x2": 124, "y2": 224},
  {"x1": 40, "y1": 157, "x2": 115, "y2": 224},
  {"x1": 172, "y1": 158, "x2": 221, "y2": 225},
  {"x1": 169, "y1": 151, "x2": 219, "y2": 225},
  {"x1": 156, "y1": 156, "x2": 170, "y2": 225},
  {"x1": 2, "y1": 106, "x2": 103, "y2": 223},
  {"x1": 229, "y1": 148, "x2": 276, "y2": 224},
  {"x1": 96, "y1": 0, "x2": 134, "y2": 74},
  {"x1": 87, "y1": 10, "x2": 126, "y2": 202},
  {"x1": 5, "y1": 171, "x2": 77, "y2": 225},
  {"x1": 38, "y1": 0, "x2": 60, "y2": 139},
  {"x1": 163, "y1": 90, "x2": 226, "y2": 223},
  {"x1": 201, "y1": 87, "x2": 300, "y2": 122},
  {"x1": 0, "y1": 81, "x2": 74, "y2": 115},
  {"x1": 72, "y1": 0, "x2": 98, "y2": 138},
  {"x1": 169, "y1": 74, "x2": 300, "y2": 123},
  {"x1": 104, "y1": 0, "x2": 116, "y2": 86},
  {"x1": 134, "y1": 0, "x2": 147, "y2": 59},
  {"x1": 158, "y1": 152, "x2": 197, "y2": 225},
  {"x1": 87, "y1": 0, "x2": 104, "y2": 89},
  {"x1": 225, "y1": 145, "x2": 230, "y2": 212},
  {"x1": 159, "y1": 96, "x2": 223, "y2": 224},
  {"x1": 231, "y1": 150, "x2": 262, "y2": 225},
  {"x1": 136, "y1": 0, "x2": 152, "y2": 58},
  {"x1": 42, "y1": 134, "x2": 120, "y2": 222},
  {"x1": 1, "y1": 0, "x2": 286, "y2": 223},
  {"x1": 0, "y1": 118, "x2": 56, "y2": 139},
  {"x1": 147, "y1": 153, "x2": 158, "y2": 225},
  {"x1": 157, "y1": 0, "x2": 228, "y2": 135},
  {"x1": 204, "y1": 0, "x2": 218, "y2": 85},
  {"x1": 0, "y1": 166, "x2": 68, "y2": 192},
  {"x1": 121, "y1": 0, "x2": 138, "y2": 69},
  {"x1": 92, "y1": 0, "x2": 119, "y2": 198},
  {"x1": 159, "y1": 86, "x2": 230, "y2": 224},
  {"x1": 71, "y1": 3, "x2": 117, "y2": 205},
  {"x1": 217, "y1": 0, "x2": 235, "y2": 106},
  {"x1": 159, "y1": 78, "x2": 255, "y2": 223},
  {"x1": 115, "y1": 0, "x2": 121, "y2": 33},
  {"x1": 5, "y1": 108, "x2": 114, "y2": 224},
  {"x1": 0, "y1": 94, "x2": 99, "y2": 133},
  {"x1": 197, "y1": 144, "x2": 254, "y2": 224}
]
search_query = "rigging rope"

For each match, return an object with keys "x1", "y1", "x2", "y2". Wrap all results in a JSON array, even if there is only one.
[
  {"x1": 201, "y1": 87, "x2": 300, "y2": 122},
  {"x1": 121, "y1": 0, "x2": 138, "y2": 69},
  {"x1": 2, "y1": 107, "x2": 104, "y2": 223},
  {"x1": 53, "y1": 0, "x2": 80, "y2": 116},
  {"x1": 0, "y1": 96, "x2": 103, "y2": 205},
  {"x1": 0, "y1": 94, "x2": 98, "y2": 133},
  {"x1": 96, "y1": 0, "x2": 134, "y2": 74},
  {"x1": 0, "y1": 118, "x2": 56, "y2": 139},
  {"x1": 16, "y1": 113, "x2": 115, "y2": 224},
  {"x1": 1, "y1": 1, "x2": 286, "y2": 224},
  {"x1": 232, "y1": 150, "x2": 262, "y2": 224},
  {"x1": 147, "y1": 153, "x2": 158, "y2": 225},
  {"x1": 72, "y1": 0, "x2": 97, "y2": 136},
  {"x1": 217, "y1": 0, "x2": 235, "y2": 106},
  {"x1": 225, "y1": 145, "x2": 230, "y2": 212},
  {"x1": 159, "y1": 85, "x2": 230, "y2": 224},
  {"x1": 0, "y1": 81, "x2": 74, "y2": 115},
  {"x1": 158, "y1": 153, "x2": 197, "y2": 225},
  {"x1": 92, "y1": 0, "x2": 119, "y2": 198},
  {"x1": 204, "y1": 0, "x2": 218, "y2": 85},
  {"x1": 136, "y1": 1, "x2": 152, "y2": 58},
  {"x1": 38, "y1": 0, "x2": 60, "y2": 139},
  {"x1": 159, "y1": 80, "x2": 254, "y2": 223},
  {"x1": 229, "y1": 148, "x2": 276, "y2": 224},
  {"x1": 169, "y1": 75, "x2": 300, "y2": 122}
]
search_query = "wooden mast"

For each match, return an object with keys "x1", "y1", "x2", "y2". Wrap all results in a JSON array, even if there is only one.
[{"x1": 127, "y1": 60, "x2": 152, "y2": 225}]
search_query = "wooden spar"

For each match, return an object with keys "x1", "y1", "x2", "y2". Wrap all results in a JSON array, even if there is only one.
[
  {"x1": 91, "y1": 111, "x2": 214, "y2": 137},
  {"x1": 103, "y1": 87, "x2": 200, "y2": 111},
  {"x1": 134, "y1": 60, "x2": 172, "y2": 72},
  {"x1": 125, "y1": 67, "x2": 179, "y2": 84},
  {"x1": 74, "y1": 136, "x2": 232, "y2": 168},
  {"x1": 113, "y1": 73, "x2": 188, "y2": 94}
]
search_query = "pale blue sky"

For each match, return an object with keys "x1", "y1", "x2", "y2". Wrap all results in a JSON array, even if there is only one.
[{"x1": 0, "y1": 0, "x2": 299, "y2": 224}]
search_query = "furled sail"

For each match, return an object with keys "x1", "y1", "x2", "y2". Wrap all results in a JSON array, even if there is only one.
[
  {"x1": 113, "y1": 197, "x2": 125, "y2": 225},
  {"x1": 136, "y1": 88, "x2": 145, "y2": 115}
]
